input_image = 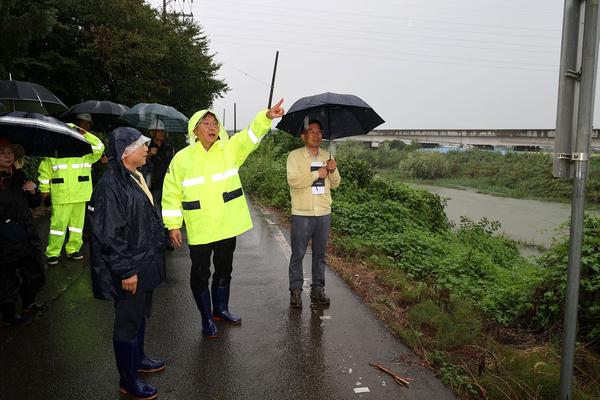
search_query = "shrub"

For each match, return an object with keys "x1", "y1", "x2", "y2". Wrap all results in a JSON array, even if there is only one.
[
  {"x1": 408, "y1": 299, "x2": 482, "y2": 351},
  {"x1": 532, "y1": 215, "x2": 600, "y2": 347},
  {"x1": 398, "y1": 151, "x2": 451, "y2": 179}
]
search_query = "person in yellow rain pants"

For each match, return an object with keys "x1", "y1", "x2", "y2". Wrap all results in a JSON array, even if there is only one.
[{"x1": 38, "y1": 113, "x2": 104, "y2": 265}]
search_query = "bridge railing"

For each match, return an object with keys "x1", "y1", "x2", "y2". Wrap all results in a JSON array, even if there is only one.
[{"x1": 367, "y1": 129, "x2": 600, "y2": 138}]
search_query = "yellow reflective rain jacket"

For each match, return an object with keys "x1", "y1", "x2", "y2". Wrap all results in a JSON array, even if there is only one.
[
  {"x1": 37, "y1": 127, "x2": 104, "y2": 204},
  {"x1": 161, "y1": 109, "x2": 272, "y2": 245}
]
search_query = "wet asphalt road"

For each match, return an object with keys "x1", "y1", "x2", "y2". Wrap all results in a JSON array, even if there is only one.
[{"x1": 0, "y1": 204, "x2": 455, "y2": 400}]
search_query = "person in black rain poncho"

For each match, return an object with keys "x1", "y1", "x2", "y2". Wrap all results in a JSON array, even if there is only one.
[
  {"x1": 89, "y1": 127, "x2": 166, "y2": 400},
  {"x1": 0, "y1": 138, "x2": 46, "y2": 326}
]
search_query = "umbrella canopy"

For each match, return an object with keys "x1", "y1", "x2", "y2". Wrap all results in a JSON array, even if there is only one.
[
  {"x1": 276, "y1": 92, "x2": 384, "y2": 140},
  {"x1": 62, "y1": 100, "x2": 129, "y2": 132},
  {"x1": 0, "y1": 112, "x2": 92, "y2": 157},
  {"x1": 118, "y1": 103, "x2": 189, "y2": 134},
  {"x1": 0, "y1": 80, "x2": 68, "y2": 116}
]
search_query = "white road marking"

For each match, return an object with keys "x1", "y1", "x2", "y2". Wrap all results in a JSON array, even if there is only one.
[{"x1": 271, "y1": 222, "x2": 291, "y2": 261}]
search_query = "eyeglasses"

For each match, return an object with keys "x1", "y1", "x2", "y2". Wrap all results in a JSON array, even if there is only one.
[
  {"x1": 199, "y1": 121, "x2": 219, "y2": 129},
  {"x1": 0, "y1": 149, "x2": 15, "y2": 156}
]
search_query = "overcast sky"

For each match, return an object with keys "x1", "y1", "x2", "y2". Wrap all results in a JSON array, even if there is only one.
[{"x1": 148, "y1": 0, "x2": 599, "y2": 130}]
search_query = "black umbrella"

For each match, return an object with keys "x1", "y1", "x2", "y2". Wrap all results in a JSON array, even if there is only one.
[
  {"x1": 0, "y1": 80, "x2": 68, "y2": 116},
  {"x1": 276, "y1": 92, "x2": 384, "y2": 141},
  {"x1": 118, "y1": 103, "x2": 189, "y2": 133},
  {"x1": 0, "y1": 112, "x2": 92, "y2": 157},
  {"x1": 62, "y1": 100, "x2": 129, "y2": 132}
]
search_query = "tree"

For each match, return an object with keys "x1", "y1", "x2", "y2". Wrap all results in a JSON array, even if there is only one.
[
  {"x1": 0, "y1": 0, "x2": 58, "y2": 80},
  {"x1": 0, "y1": 0, "x2": 227, "y2": 114}
]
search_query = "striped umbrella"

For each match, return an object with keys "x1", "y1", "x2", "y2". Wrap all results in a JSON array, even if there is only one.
[{"x1": 118, "y1": 103, "x2": 189, "y2": 134}]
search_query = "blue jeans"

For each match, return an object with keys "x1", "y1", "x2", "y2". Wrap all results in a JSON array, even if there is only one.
[{"x1": 288, "y1": 214, "x2": 331, "y2": 291}]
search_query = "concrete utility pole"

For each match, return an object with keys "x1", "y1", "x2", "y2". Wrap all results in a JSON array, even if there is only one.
[
  {"x1": 234, "y1": 102, "x2": 237, "y2": 133},
  {"x1": 553, "y1": 1, "x2": 600, "y2": 399},
  {"x1": 267, "y1": 51, "x2": 279, "y2": 108}
]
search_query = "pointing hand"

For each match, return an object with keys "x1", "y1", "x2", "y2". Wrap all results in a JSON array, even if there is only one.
[{"x1": 266, "y1": 99, "x2": 285, "y2": 119}]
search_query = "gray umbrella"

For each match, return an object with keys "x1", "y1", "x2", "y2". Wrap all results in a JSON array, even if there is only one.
[
  {"x1": 276, "y1": 92, "x2": 385, "y2": 140},
  {"x1": 62, "y1": 100, "x2": 129, "y2": 132},
  {"x1": 118, "y1": 103, "x2": 189, "y2": 133},
  {"x1": 0, "y1": 80, "x2": 68, "y2": 116}
]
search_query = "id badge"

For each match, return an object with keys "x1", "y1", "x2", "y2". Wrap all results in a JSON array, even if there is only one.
[
  {"x1": 312, "y1": 186, "x2": 325, "y2": 195},
  {"x1": 311, "y1": 161, "x2": 326, "y2": 195}
]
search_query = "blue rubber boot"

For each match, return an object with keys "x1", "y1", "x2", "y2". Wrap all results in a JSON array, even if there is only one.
[
  {"x1": 113, "y1": 338, "x2": 158, "y2": 399},
  {"x1": 191, "y1": 289, "x2": 218, "y2": 338},
  {"x1": 212, "y1": 284, "x2": 241, "y2": 324},
  {"x1": 137, "y1": 319, "x2": 165, "y2": 373}
]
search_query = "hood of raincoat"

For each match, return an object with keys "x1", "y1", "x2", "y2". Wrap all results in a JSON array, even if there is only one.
[
  {"x1": 187, "y1": 109, "x2": 229, "y2": 150},
  {"x1": 109, "y1": 126, "x2": 144, "y2": 177}
]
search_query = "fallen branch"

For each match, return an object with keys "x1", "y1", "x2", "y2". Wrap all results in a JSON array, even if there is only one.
[{"x1": 369, "y1": 362, "x2": 411, "y2": 387}]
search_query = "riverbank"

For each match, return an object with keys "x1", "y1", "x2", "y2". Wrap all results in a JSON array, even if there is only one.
[
  {"x1": 381, "y1": 170, "x2": 600, "y2": 211},
  {"x1": 334, "y1": 140, "x2": 600, "y2": 205},
  {"x1": 405, "y1": 183, "x2": 572, "y2": 250}
]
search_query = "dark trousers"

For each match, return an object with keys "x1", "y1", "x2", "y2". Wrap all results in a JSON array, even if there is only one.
[
  {"x1": 189, "y1": 237, "x2": 236, "y2": 291},
  {"x1": 113, "y1": 290, "x2": 153, "y2": 341},
  {"x1": 0, "y1": 253, "x2": 45, "y2": 308},
  {"x1": 288, "y1": 214, "x2": 331, "y2": 291}
]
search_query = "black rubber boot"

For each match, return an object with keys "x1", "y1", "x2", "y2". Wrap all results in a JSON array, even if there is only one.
[
  {"x1": 137, "y1": 319, "x2": 165, "y2": 373},
  {"x1": 192, "y1": 289, "x2": 218, "y2": 338},
  {"x1": 113, "y1": 338, "x2": 158, "y2": 399},
  {"x1": 212, "y1": 284, "x2": 241, "y2": 324}
]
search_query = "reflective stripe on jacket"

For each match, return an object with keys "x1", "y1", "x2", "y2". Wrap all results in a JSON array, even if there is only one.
[
  {"x1": 161, "y1": 109, "x2": 271, "y2": 245},
  {"x1": 38, "y1": 130, "x2": 104, "y2": 204}
]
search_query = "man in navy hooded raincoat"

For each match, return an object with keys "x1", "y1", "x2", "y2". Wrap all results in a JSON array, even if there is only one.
[{"x1": 89, "y1": 127, "x2": 166, "y2": 400}]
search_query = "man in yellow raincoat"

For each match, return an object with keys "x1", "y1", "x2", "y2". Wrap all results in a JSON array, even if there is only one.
[
  {"x1": 38, "y1": 113, "x2": 104, "y2": 265},
  {"x1": 162, "y1": 100, "x2": 284, "y2": 338}
]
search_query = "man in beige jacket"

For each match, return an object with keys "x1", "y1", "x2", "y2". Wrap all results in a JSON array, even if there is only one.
[{"x1": 286, "y1": 119, "x2": 341, "y2": 308}]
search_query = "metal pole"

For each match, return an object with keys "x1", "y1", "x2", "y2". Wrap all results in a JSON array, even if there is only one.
[
  {"x1": 233, "y1": 102, "x2": 237, "y2": 133},
  {"x1": 559, "y1": 1, "x2": 600, "y2": 398},
  {"x1": 554, "y1": 0, "x2": 584, "y2": 178},
  {"x1": 163, "y1": 0, "x2": 167, "y2": 19},
  {"x1": 222, "y1": 108, "x2": 226, "y2": 130},
  {"x1": 267, "y1": 51, "x2": 279, "y2": 108}
]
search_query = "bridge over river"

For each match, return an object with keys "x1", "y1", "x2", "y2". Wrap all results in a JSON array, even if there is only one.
[{"x1": 338, "y1": 129, "x2": 600, "y2": 150}]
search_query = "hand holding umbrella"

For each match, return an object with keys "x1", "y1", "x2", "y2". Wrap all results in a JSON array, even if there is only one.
[{"x1": 326, "y1": 159, "x2": 337, "y2": 172}]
